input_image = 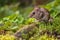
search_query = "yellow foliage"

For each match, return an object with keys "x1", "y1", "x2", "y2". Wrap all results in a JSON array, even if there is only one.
[
  {"x1": 38, "y1": 34, "x2": 57, "y2": 40},
  {"x1": 0, "y1": 34, "x2": 15, "y2": 40}
]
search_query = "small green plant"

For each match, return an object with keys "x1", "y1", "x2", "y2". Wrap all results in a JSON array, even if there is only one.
[
  {"x1": 25, "y1": 18, "x2": 38, "y2": 24},
  {"x1": 29, "y1": 34, "x2": 58, "y2": 40}
]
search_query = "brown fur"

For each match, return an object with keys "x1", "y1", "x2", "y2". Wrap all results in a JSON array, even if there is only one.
[{"x1": 29, "y1": 7, "x2": 53, "y2": 23}]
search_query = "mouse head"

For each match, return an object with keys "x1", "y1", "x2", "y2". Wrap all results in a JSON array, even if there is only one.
[{"x1": 29, "y1": 7, "x2": 42, "y2": 20}]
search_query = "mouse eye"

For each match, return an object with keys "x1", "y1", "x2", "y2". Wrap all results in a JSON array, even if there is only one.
[{"x1": 33, "y1": 12, "x2": 35, "y2": 14}]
